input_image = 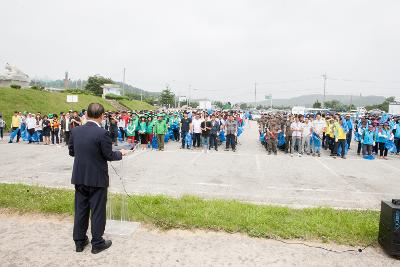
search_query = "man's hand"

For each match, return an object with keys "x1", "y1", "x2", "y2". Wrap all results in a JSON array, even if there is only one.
[{"x1": 120, "y1": 149, "x2": 129, "y2": 156}]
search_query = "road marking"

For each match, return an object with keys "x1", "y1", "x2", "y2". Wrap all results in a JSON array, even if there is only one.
[
  {"x1": 190, "y1": 152, "x2": 203, "y2": 165},
  {"x1": 314, "y1": 158, "x2": 339, "y2": 177},
  {"x1": 195, "y1": 182, "x2": 232, "y2": 187}
]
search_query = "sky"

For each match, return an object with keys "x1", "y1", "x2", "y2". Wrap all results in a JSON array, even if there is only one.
[{"x1": 1, "y1": 0, "x2": 400, "y2": 102}]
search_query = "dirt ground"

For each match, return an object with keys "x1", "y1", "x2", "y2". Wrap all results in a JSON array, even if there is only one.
[{"x1": 0, "y1": 211, "x2": 398, "y2": 267}]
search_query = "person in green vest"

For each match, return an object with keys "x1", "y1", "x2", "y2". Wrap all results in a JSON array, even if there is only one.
[
  {"x1": 146, "y1": 115, "x2": 154, "y2": 146},
  {"x1": 125, "y1": 118, "x2": 136, "y2": 150},
  {"x1": 153, "y1": 114, "x2": 168, "y2": 151},
  {"x1": 132, "y1": 113, "x2": 139, "y2": 144},
  {"x1": 138, "y1": 116, "x2": 148, "y2": 150}
]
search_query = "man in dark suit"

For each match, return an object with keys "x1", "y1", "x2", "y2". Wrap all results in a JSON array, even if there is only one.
[{"x1": 68, "y1": 103, "x2": 128, "y2": 254}]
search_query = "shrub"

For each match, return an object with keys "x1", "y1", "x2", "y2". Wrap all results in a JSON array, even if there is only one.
[
  {"x1": 31, "y1": 86, "x2": 45, "y2": 91},
  {"x1": 105, "y1": 94, "x2": 128, "y2": 100},
  {"x1": 64, "y1": 89, "x2": 93, "y2": 95},
  {"x1": 10, "y1": 84, "x2": 21, "y2": 89}
]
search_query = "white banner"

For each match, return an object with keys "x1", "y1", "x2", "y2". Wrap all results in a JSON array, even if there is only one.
[{"x1": 67, "y1": 95, "x2": 78, "y2": 103}]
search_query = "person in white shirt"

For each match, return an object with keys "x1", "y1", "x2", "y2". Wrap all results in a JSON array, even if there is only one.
[
  {"x1": 290, "y1": 115, "x2": 304, "y2": 156},
  {"x1": 192, "y1": 113, "x2": 204, "y2": 148},
  {"x1": 301, "y1": 116, "x2": 312, "y2": 155},
  {"x1": 312, "y1": 113, "x2": 326, "y2": 156},
  {"x1": 26, "y1": 113, "x2": 37, "y2": 144}
]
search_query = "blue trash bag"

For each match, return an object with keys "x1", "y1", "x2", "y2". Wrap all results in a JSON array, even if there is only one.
[
  {"x1": 312, "y1": 133, "x2": 321, "y2": 149},
  {"x1": 21, "y1": 124, "x2": 28, "y2": 141},
  {"x1": 168, "y1": 129, "x2": 175, "y2": 141},
  {"x1": 219, "y1": 130, "x2": 226, "y2": 142},
  {"x1": 118, "y1": 129, "x2": 123, "y2": 142},
  {"x1": 151, "y1": 135, "x2": 158, "y2": 149},
  {"x1": 354, "y1": 132, "x2": 361, "y2": 142},
  {"x1": 237, "y1": 126, "x2": 243, "y2": 137},
  {"x1": 385, "y1": 140, "x2": 397, "y2": 153},
  {"x1": 185, "y1": 133, "x2": 192, "y2": 149},
  {"x1": 9, "y1": 128, "x2": 19, "y2": 141},
  {"x1": 31, "y1": 131, "x2": 39, "y2": 142},
  {"x1": 363, "y1": 154, "x2": 375, "y2": 160},
  {"x1": 259, "y1": 133, "x2": 266, "y2": 144},
  {"x1": 277, "y1": 132, "x2": 285, "y2": 147}
]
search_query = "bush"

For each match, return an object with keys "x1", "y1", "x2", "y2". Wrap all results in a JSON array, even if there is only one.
[
  {"x1": 64, "y1": 89, "x2": 93, "y2": 95},
  {"x1": 105, "y1": 94, "x2": 128, "y2": 100},
  {"x1": 10, "y1": 84, "x2": 21, "y2": 89},
  {"x1": 31, "y1": 86, "x2": 45, "y2": 91}
]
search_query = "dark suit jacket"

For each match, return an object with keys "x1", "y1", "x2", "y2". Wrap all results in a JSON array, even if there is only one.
[{"x1": 68, "y1": 121, "x2": 122, "y2": 187}]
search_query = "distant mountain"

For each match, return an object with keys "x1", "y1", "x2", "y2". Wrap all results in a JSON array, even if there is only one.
[{"x1": 258, "y1": 94, "x2": 386, "y2": 108}]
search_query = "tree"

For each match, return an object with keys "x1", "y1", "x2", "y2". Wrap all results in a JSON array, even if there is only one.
[
  {"x1": 312, "y1": 100, "x2": 322, "y2": 108},
  {"x1": 239, "y1": 103, "x2": 248, "y2": 110},
  {"x1": 160, "y1": 87, "x2": 175, "y2": 107},
  {"x1": 85, "y1": 75, "x2": 113, "y2": 96},
  {"x1": 213, "y1": 101, "x2": 224, "y2": 109},
  {"x1": 365, "y1": 96, "x2": 395, "y2": 112}
]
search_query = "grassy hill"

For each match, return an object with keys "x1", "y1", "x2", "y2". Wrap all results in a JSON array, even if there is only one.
[
  {"x1": 119, "y1": 99, "x2": 155, "y2": 111},
  {"x1": 0, "y1": 88, "x2": 149, "y2": 129}
]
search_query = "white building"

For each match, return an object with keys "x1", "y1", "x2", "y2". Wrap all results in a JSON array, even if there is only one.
[{"x1": 101, "y1": 84, "x2": 122, "y2": 98}]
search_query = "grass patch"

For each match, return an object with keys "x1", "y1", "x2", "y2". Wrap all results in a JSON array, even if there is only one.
[
  {"x1": 0, "y1": 88, "x2": 114, "y2": 129},
  {"x1": 0, "y1": 183, "x2": 379, "y2": 246},
  {"x1": 119, "y1": 99, "x2": 155, "y2": 111}
]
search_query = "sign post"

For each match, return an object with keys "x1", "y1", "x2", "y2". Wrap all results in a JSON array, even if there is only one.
[{"x1": 67, "y1": 95, "x2": 78, "y2": 103}]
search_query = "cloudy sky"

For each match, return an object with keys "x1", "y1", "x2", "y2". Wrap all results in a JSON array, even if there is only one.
[{"x1": 2, "y1": 0, "x2": 400, "y2": 101}]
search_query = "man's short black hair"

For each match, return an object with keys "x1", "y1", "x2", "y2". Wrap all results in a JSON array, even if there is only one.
[{"x1": 87, "y1": 103, "x2": 105, "y2": 119}]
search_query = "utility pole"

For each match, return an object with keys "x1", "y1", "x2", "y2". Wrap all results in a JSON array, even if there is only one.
[
  {"x1": 322, "y1": 73, "x2": 327, "y2": 108},
  {"x1": 254, "y1": 82, "x2": 257, "y2": 108},
  {"x1": 122, "y1": 67, "x2": 126, "y2": 96},
  {"x1": 188, "y1": 84, "x2": 191, "y2": 107}
]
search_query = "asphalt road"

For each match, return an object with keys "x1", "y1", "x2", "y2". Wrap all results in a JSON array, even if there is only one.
[{"x1": 1, "y1": 121, "x2": 399, "y2": 210}]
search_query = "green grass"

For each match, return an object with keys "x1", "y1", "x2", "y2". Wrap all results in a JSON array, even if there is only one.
[
  {"x1": 119, "y1": 99, "x2": 155, "y2": 111},
  {"x1": 0, "y1": 88, "x2": 114, "y2": 128},
  {"x1": 0, "y1": 183, "x2": 379, "y2": 246}
]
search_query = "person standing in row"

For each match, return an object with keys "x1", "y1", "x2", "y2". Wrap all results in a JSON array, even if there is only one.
[
  {"x1": 42, "y1": 115, "x2": 51, "y2": 145},
  {"x1": 209, "y1": 115, "x2": 220, "y2": 151},
  {"x1": 153, "y1": 114, "x2": 168, "y2": 151},
  {"x1": 200, "y1": 115, "x2": 212, "y2": 153},
  {"x1": 180, "y1": 112, "x2": 192, "y2": 149},
  {"x1": 69, "y1": 103, "x2": 128, "y2": 254},
  {"x1": 0, "y1": 114, "x2": 5, "y2": 140},
  {"x1": 225, "y1": 114, "x2": 238, "y2": 152},
  {"x1": 192, "y1": 113, "x2": 202, "y2": 148}
]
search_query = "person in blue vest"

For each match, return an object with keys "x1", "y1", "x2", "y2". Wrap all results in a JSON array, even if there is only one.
[
  {"x1": 355, "y1": 119, "x2": 367, "y2": 155},
  {"x1": 344, "y1": 114, "x2": 353, "y2": 149},
  {"x1": 376, "y1": 123, "x2": 390, "y2": 159},
  {"x1": 394, "y1": 117, "x2": 400, "y2": 155},
  {"x1": 362, "y1": 125, "x2": 375, "y2": 156}
]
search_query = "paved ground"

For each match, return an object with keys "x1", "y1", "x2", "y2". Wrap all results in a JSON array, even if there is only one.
[
  {"x1": 0, "y1": 211, "x2": 397, "y2": 267},
  {"x1": 0, "y1": 121, "x2": 399, "y2": 210}
]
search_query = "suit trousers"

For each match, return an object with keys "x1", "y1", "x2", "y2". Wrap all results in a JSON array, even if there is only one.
[{"x1": 73, "y1": 184, "x2": 107, "y2": 247}]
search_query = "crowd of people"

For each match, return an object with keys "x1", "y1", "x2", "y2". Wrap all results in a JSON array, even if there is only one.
[
  {"x1": 3, "y1": 109, "x2": 247, "y2": 153},
  {"x1": 258, "y1": 112, "x2": 400, "y2": 159}
]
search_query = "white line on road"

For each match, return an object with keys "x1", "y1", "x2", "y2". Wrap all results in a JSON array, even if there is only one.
[
  {"x1": 314, "y1": 158, "x2": 339, "y2": 177},
  {"x1": 195, "y1": 182, "x2": 232, "y2": 187}
]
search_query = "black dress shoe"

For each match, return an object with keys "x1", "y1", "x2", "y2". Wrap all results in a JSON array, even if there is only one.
[
  {"x1": 91, "y1": 240, "x2": 112, "y2": 254},
  {"x1": 76, "y1": 238, "x2": 89, "y2": 252}
]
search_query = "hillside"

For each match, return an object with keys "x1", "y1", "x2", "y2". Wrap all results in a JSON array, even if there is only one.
[
  {"x1": 0, "y1": 88, "x2": 153, "y2": 129},
  {"x1": 258, "y1": 94, "x2": 386, "y2": 107},
  {"x1": 119, "y1": 99, "x2": 155, "y2": 111}
]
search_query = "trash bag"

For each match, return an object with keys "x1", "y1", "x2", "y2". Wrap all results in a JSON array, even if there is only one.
[
  {"x1": 168, "y1": 130, "x2": 175, "y2": 141},
  {"x1": 9, "y1": 128, "x2": 19, "y2": 141},
  {"x1": 185, "y1": 133, "x2": 192, "y2": 149},
  {"x1": 312, "y1": 133, "x2": 321, "y2": 149},
  {"x1": 385, "y1": 140, "x2": 397, "y2": 153},
  {"x1": 363, "y1": 154, "x2": 375, "y2": 160},
  {"x1": 277, "y1": 132, "x2": 285, "y2": 147},
  {"x1": 259, "y1": 132, "x2": 265, "y2": 144},
  {"x1": 237, "y1": 126, "x2": 243, "y2": 137},
  {"x1": 21, "y1": 124, "x2": 28, "y2": 141},
  {"x1": 118, "y1": 129, "x2": 123, "y2": 142},
  {"x1": 151, "y1": 135, "x2": 158, "y2": 149},
  {"x1": 219, "y1": 130, "x2": 226, "y2": 142}
]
